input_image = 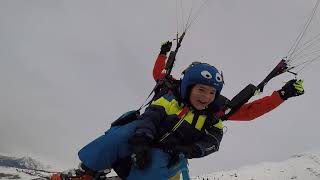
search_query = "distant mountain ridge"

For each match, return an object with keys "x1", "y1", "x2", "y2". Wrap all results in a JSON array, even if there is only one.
[{"x1": 0, "y1": 154, "x2": 47, "y2": 170}]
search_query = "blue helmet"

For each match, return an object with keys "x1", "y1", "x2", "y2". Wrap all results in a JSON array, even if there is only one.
[{"x1": 180, "y1": 62, "x2": 224, "y2": 100}]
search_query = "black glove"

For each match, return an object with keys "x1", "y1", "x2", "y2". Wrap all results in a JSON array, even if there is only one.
[
  {"x1": 160, "y1": 41, "x2": 172, "y2": 55},
  {"x1": 278, "y1": 79, "x2": 305, "y2": 100},
  {"x1": 128, "y1": 135, "x2": 152, "y2": 170}
]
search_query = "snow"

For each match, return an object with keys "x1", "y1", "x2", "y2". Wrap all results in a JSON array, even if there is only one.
[
  {"x1": 0, "y1": 166, "x2": 39, "y2": 179},
  {"x1": 192, "y1": 152, "x2": 320, "y2": 180},
  {"x1": 1, "y1": 151, "x2": 320, "y2": 179}
]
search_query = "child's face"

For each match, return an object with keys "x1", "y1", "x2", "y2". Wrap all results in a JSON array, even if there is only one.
[{"x1": 189, "y1": 84, "x2": 216, "y2": 110}]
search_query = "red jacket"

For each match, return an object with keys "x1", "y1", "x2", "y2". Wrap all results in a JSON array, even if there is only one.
[
  {"x1": 152, "y1": 54, "x2": 284, "y2": 121},
  {"x1": 153, "y1": 54, "x2": 167, "y2": 81}
]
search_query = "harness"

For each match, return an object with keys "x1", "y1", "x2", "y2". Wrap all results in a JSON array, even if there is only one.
[
  {"x1": 159, "y1": 106, "x2": 190, "y2": 142},
  {"x1": 156, "y1": 97, "x2": 225, "y2": 143}
]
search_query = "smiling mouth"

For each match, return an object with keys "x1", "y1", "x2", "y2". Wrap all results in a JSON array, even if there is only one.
[{"x1": 197, "y1": 100, "x2": 208, "y2": 105}]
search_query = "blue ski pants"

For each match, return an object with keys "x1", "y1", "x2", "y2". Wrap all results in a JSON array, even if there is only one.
[{"x1": 78, "y1": 120, "x2": 188, "y2": 180}]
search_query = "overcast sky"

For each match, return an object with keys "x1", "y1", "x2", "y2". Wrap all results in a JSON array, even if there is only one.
[{"x1": 1, "y1": 0, "x2": 320, "y2": 176}]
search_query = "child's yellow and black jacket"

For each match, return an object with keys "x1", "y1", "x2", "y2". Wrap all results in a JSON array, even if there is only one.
[{"x1": 134, "y1": 88, "x2": 284, "y2": 158}]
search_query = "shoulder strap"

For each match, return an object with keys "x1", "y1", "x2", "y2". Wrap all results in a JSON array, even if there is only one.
[
  {"x1": 140, "y1": 76, "x2": 181, "y2": 110},
  {"x1": 207, "y1": 94, "x2": 230, "y2": 112},
  {"x1": 159, "y1": 106, "x2": 190, "y2": 142}
]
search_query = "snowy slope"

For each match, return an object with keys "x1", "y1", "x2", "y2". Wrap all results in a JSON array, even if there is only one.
[
  {"x1": 0, "y1": 155, "x2": 48, "y2": 170},
  {"x1": 1, "y1": 151, "x2": 320, "y2": 179},
  {"x1": 0, "y1": 154, "x2": 52, "y2": 179},
  {"x1": 0, "y1": 166, "x2": 46, "y2": 179},
  {"x1": 192, "y1": 152, "x2": 320, "y2": 180}
]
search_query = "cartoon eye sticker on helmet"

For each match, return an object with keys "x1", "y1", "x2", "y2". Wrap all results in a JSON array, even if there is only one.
[
  {"x1": 215, "y1": 72, "x2": 223, "y2": 83},
  {"x1": 201, "y1": 70, "x2": 213, "y2": 79}
]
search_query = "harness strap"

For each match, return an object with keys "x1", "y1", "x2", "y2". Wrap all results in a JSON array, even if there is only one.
[
  {"x1": 159, "y1": 106, "x2": 190, "y2": 142},
  {"x1": 177, "y1": 106, "x2": 189, "y2": 118},
  {"x1": 191, "y1": 113, "x2": 199, "y2": 127},
  {"x1": 139, "y1": 76, "x2": 180, "y2": 111}
]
